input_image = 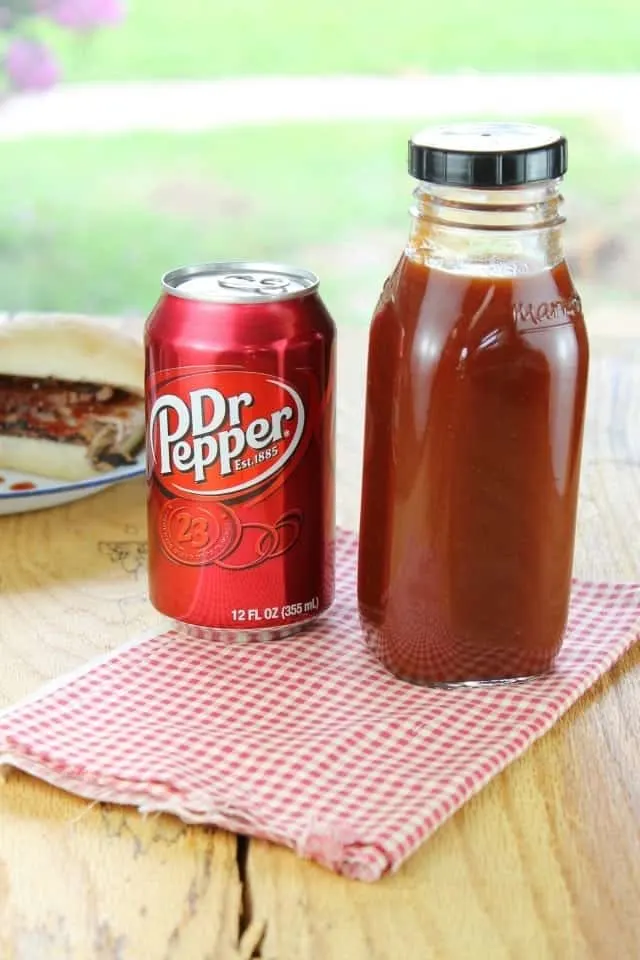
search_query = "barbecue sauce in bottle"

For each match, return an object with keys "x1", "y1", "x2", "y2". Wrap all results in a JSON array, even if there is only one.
[{"x1": 358, "y1": 124, "x2": 589, "y2": 685}]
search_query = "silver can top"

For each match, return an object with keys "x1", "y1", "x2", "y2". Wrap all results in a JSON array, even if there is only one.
[{"x1": 162, "y1": 261, "x2": 319, "y2": 304}]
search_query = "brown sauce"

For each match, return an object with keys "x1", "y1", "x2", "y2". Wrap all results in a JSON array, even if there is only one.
[{"x1": 358, "y1": 255, "x2": 589, "y2": 683}]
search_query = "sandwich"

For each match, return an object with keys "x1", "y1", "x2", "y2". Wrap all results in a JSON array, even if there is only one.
[{"x1": 0, "y1": 313, "x2": 145, "y2": 482}]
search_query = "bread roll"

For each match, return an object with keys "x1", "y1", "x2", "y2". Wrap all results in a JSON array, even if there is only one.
[
  {"x1": 0, "y1": 312, "x2": 144, "y2": 394},
  {"x1": 0, "y1": 313, "x2": 145, "y2": 482}
]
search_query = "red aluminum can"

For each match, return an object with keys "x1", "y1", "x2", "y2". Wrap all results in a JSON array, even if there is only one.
[{"x1": 145, "y1": 261, "x2": 336, "y2": 639}]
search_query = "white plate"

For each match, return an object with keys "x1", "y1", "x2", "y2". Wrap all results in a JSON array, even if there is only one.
[{"x1": 0, "y1": 452, "x2": 145, "y2": 516}]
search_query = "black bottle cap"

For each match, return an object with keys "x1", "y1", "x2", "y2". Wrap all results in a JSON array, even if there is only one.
[{"x1": 408, "y1": 122, "x2": 568, "y2": 188}]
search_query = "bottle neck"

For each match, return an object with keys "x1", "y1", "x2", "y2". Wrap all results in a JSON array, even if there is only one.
[{"x1": 407, "y1": 180, "x2": 566, "y2": 276}]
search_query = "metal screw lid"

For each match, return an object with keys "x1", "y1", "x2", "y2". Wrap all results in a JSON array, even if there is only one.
[{"x1": 408, "y1": 122, "x2": 568, "y2": 188}]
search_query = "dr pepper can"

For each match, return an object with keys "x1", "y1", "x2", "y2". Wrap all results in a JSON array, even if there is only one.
[{"x1": 145, "y1": 261, "x2": 336, "y2": 640}]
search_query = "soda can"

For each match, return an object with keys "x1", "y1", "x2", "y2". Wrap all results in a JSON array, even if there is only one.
[{"x1": 145, "y1": 261, "x2": 336, "y2": 640}]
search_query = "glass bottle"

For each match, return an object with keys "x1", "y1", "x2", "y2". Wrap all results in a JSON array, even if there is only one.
[{"x1": 358, "y1": 123, "x2": 589, "y2": 685}]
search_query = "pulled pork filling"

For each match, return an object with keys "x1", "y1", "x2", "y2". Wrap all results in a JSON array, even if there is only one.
[{"x1": 0, "y1": 375, "x2": 145, "y2": 470}]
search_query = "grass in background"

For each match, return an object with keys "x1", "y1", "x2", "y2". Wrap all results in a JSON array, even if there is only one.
[
  {"x1": 39, "y1": 0, "x2": 640, "y2": 82},
  {"x1": 0, "y1": 118, "x2": 637, "y2": 322}
]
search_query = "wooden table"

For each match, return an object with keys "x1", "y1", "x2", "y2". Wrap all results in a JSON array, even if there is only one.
[{"x1": 0, "y1": 329, "x2": 638, "y2": 960}]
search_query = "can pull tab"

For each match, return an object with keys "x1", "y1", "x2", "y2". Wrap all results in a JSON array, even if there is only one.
[{"x1": 219, "y1": 274, "x2": 290, "y2": 296}]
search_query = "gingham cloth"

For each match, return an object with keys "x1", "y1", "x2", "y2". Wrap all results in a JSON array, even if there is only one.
[{"x1": 0, "y1": 530, "x2": 638, "y2": 881}]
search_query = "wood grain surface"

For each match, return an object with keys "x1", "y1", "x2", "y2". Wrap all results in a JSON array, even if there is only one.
[{"x1": 0, "y1": 329, "x2": 638, "y2": 959}]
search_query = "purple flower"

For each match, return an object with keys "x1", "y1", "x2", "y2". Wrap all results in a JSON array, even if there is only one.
[
  {"x1": 5, "y1": 38, "x2": 60, "y2": 91},
  {"x1": 47, "y1": 0, "x2": 125, "y2": 31}
]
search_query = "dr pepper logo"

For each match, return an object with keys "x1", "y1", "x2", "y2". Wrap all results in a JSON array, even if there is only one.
[{"x1": 148, "y1": 369, "x2": 306, "y2": 500}]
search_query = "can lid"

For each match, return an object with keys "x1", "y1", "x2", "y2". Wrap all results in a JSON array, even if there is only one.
[
  {"x1": 408, "y1": 122, "x2": 568, "y2": 188},
  {"x1": 162, "y1": 261, "x2": 319, "y2": 304}
]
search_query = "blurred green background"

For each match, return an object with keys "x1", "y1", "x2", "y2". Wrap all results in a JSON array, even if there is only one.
[
  {"x1": 44, "y1": 0, "x2": 640, "y2": 78},
  {"x1": 6, "y1": 1, "x2": 640, "y2": 325}
]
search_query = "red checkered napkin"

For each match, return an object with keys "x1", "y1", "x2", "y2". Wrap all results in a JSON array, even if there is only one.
[{"x1": 1, "y1": 530, "x2": 638, "y2": 882}]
